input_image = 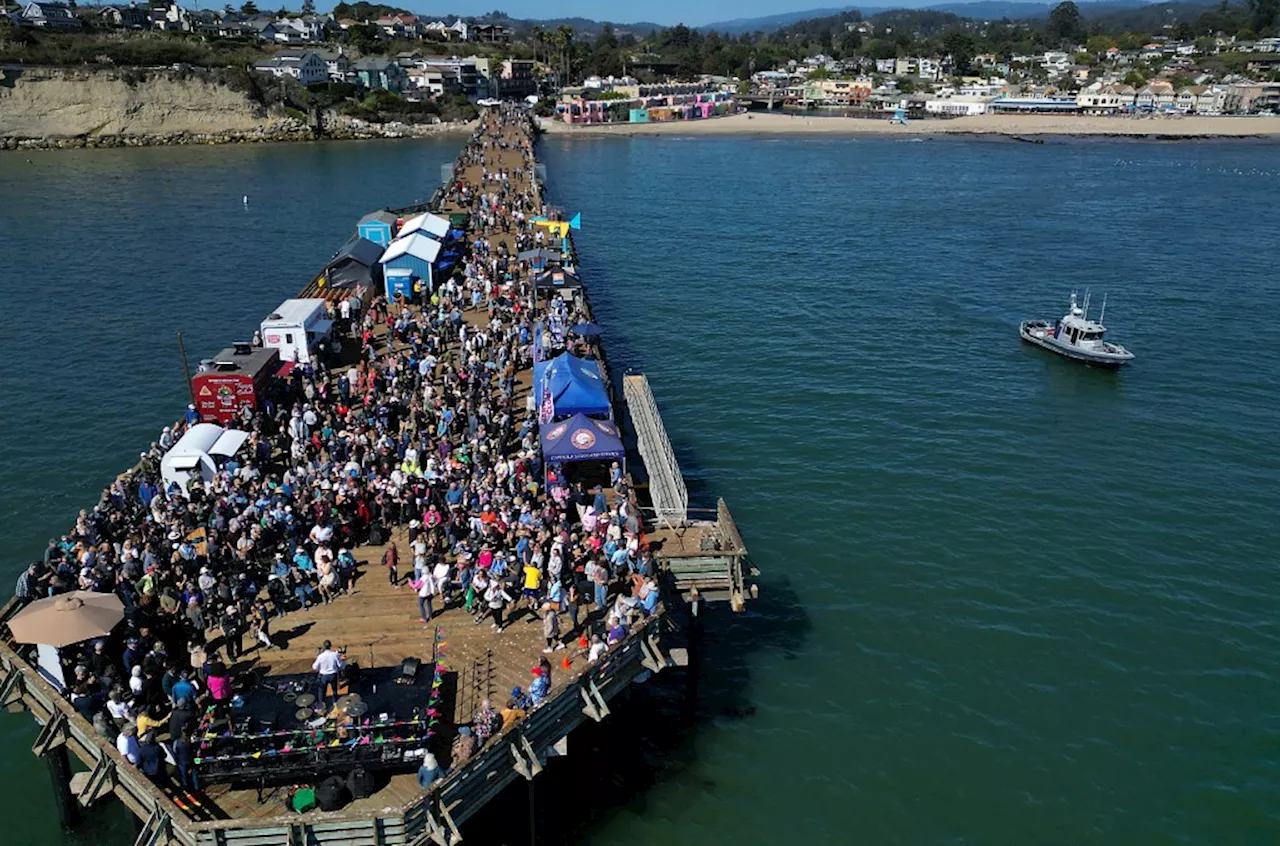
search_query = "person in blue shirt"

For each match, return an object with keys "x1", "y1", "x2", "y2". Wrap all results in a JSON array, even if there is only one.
[
  {"x1": 445, "y1": 482, "x2": 464, "y2": 509},
  {"x1": 529, "y1": 666, "x2": 550, "y2": 706},
  {"x1": 640, "y1": 579, "x2": 660, "y2": 615},
  {"x1": 138, "y1": 479, "x2": 158, "y2": 509},
  {"x1": 417, "y1": 752, "x2": 446, "y2": 790},
  {"x1": 171, "y1": 672, "x2": 196, "y2": 704},
  {"x1": 184, "y1": 404, "x2": 201, "y2": 426}
]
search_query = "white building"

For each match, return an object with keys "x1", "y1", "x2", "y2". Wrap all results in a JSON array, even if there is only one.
[
  {"x1": 254, "y1": 51, "x2": 328, "y2": 86},
  {"x1": 925, "y1": 97, "x2": 988, "y2": 116},
  {"x1": 1042, "y1": 51, "x2": 1072, "y2": 75}
]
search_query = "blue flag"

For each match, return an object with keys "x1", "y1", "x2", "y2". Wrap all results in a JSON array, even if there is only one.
[{"x1": 569, "y1": 213, "x2": 581, "y2": 230}]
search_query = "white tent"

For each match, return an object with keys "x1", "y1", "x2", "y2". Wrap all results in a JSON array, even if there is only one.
[
  {"x1": 397, "y1": 212, "x2": 450, "y2": 241},
  {"x1": 160, "y1": 423, "x2": 250, "y2": 494}
]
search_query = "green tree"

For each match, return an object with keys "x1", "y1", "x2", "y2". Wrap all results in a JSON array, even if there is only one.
[
  {"x1": 301, "y1": 0, "x2": 314, "y2": 14},
  {"x1": 1248, "y1": 0, "x2": 1278, "y2": 33},
  {"x1": 1123, "y1": 70, "x2": 1146, "y2": 86},
  {"x1": 943, "y1": 29, "x2": 974, "y2": 74},
  {"x1": 1085, "y1": 34, "x2": 1113, "y2": 54},
  {"x1": 240, "y1": 0, "x2": 258, "y2": 13},
  {"x1": 1047, "y1": 1, "x2": 1084, "y2": 45}
]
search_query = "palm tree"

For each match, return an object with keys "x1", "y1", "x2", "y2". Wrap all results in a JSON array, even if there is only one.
[
  {"x1": 530, "y1": 24, "x2": 543, "y2": 65},
  {"x1": 556, "y1": 24, "x2": 574, "y2": 85}
]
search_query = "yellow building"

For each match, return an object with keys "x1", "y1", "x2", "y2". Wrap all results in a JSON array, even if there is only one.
[{"x1": 802, "y1": 78, "x2": 873, "y2": 106}]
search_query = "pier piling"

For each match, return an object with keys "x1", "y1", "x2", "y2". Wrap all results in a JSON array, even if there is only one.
[{"x1": 44, "y1": 742, "x2": 80, "y2": 831}]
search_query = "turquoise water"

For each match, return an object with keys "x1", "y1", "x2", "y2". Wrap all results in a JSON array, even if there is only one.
[{"x1": 3, "y1": 135, "x2": 1280, "y2": 844}]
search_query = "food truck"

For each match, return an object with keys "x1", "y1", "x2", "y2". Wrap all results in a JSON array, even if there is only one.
[{"x1": 191, "y1": 343, "x2": 281, "y2": 424}]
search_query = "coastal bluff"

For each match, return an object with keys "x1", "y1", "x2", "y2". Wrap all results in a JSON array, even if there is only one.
[
  {"x1": 0, "y1": 66, "x2": 470, "y2": 150},
  {"x1": 0, "y1": 66, "x2": 286, "y2": 144}
]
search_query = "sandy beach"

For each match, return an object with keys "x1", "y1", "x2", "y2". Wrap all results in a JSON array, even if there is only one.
[{"x1": 541, "y1": 111, "x2": 1280, "y2": 139}]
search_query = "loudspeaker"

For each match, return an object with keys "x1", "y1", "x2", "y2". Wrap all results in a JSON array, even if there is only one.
[
  {"x1": 348, "y1": 766, "x2": 375, "y2": 800},
  {"x1": 398, "y1": 657, "x2": 420, "y2": 684},
  {"x1": 315, "y1": 775, "x2": 348, "y2": 812}
]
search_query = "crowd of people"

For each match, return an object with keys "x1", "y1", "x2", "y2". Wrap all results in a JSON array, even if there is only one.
[{"x1": 11, "y1": 107, "x2": 662, "y2": 794}]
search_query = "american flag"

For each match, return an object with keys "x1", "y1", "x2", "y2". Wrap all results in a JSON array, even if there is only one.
[{"x1": 538, "y1": 379, "x2": 555, "y2": 425}]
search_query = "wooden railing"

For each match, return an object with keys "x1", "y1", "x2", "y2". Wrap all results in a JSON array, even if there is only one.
[{"x1": 2, "y1": 590, "x2": 666, "y2": 846}]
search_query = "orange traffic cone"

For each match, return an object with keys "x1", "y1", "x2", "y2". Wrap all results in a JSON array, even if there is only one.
[
  {"x1": 578, "y1": 634, "x2": 588, "y2": 649},
  {"x1": 561, "y1": 653, "x2": 572, "y2": 670}
]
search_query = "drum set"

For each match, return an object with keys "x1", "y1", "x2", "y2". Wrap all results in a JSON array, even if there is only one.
[{"x1": 285, "y1": 691, "x2": 371, "y2": 721}]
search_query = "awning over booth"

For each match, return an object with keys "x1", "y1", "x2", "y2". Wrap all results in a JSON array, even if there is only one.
[
  {"x1": 532, "y1": 268, "x2": 583, "y2": 292},
  {"x1": 533, "y1": 352, "x2": 611, "y2": 418},
  {"x1": 540, "y1": 414, "x2": 625, "y2": 463}
]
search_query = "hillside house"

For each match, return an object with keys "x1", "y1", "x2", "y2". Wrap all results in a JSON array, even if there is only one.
[
  {"x1": 254, "y1": 51, "x2": 328, "y2": 86},
  {"x1": 354, "y1": 57, "x2": 406, "y2": 93},
  {"x1": 20, "y1": 1, "x2": 81, "y2": 28},
  {"x1": 376, "y1": 13, "x2": 420, "y2": 39},
  {"x1": 97, "y1": 4, "x2": 148, "y2": 29}
]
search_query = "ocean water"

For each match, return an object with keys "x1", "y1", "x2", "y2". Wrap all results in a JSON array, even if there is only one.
[{"x1": 2, "y1": 134, "x2": 1279, "y2": 845}]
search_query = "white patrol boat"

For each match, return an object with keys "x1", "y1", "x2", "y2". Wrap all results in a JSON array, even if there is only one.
[{"x1": 1020, "y1": 291, "x2": 1134, "y2": 368}]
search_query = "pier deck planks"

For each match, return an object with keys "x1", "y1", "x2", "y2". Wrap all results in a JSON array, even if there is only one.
[{"x1": 196, "y1": 119, "x2": 580, "y2": 824}]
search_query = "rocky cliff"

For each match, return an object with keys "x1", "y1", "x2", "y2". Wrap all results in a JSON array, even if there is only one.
[{"x1": 0, "y1": 66, "x2": 290, "y2": 141}]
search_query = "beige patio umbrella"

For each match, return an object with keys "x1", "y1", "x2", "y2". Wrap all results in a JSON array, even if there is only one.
[{"x1": 7, "y1": 591, "x2": 125, "y2": 648}]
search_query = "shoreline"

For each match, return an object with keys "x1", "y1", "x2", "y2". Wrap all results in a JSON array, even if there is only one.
[
  {"x1": 541, "y1": 112, "x2": 1280, "y2": 140},
  {"x1": 0, "y1": 119, "x2": 476, "y2": 152}
]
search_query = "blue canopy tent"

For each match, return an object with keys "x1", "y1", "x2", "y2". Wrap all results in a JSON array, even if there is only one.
[
  {"x1": 540, "y1": 414, "x2": 625, "y2": 463},
  {"x1": 533, "y1": 352, "x2": 611, "y2": 419}
]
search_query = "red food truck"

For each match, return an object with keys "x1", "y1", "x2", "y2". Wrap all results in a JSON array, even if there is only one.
[{"x1": 191, "y1": 344, "x2": 281, "y2": 424}]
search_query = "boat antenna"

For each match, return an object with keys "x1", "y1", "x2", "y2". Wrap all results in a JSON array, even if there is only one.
[
  {"x1": 1099, "y1": 292, "x2": 1107, "y2": 324},
  {"x1": 1082, "y1": 289, "x2": 1091, "y2": 320}
]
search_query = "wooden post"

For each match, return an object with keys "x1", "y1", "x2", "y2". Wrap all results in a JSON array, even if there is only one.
[
  {"x1": 684, "y1": 588, "x2": 702, "y2": 726},
  {"x1": 46, "y1": 743, "x2": 79, "y2": 831},
  {"x1": 527, "y1": 777, "x2": 538, "y2": 846},
  {"x1": 176, "y1": 331, "x2": 196, "y2": 407}
]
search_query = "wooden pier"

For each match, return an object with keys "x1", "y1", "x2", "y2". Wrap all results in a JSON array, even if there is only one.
[{"x1": 0, "y1": 110, "x2": 755, "y2": 846}]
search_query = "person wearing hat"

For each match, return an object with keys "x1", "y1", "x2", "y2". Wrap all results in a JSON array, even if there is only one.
[
  {"x1": 451, "y1": 726, "x2": 476, "y2": 768},
  {"x1": 529, "y1": 663, "x2": 550, "y2": 706},
  {"x1": 185, "y1": 403, "x2": 201, "y2": 427},
  {"x1": 116, "y1": 723, "x2": 140, "y2": 766},
  {"x1": 417, "y1": 752, "x2": 446, "y2": 790}
]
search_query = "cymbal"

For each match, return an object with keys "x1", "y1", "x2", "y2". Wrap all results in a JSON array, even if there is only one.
[
  {"x1": 336, "y1": 693, "x2": 362, "y2": 707},
  {"x1": 343, "y1": 701, "x2": 369, "y2": 716},
  {"x1": 295, "y1": 693, "x2": 316, "y2": 708},
  {"x1": 295, "y1": 708, "x2": 313, "y2": 721}
]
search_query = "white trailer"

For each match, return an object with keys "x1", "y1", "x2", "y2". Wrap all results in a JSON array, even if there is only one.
[{"x1": 260, "y1": 298, "x2": 333, "y2": 365}]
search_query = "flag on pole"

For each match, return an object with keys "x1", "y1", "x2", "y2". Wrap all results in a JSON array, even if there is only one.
[
  {"x1": 569, "y1": 212, "x2": 581, "y2": 230},
  {"x1": 538, "y1": 379, "x2": 555, "y2": 425}
]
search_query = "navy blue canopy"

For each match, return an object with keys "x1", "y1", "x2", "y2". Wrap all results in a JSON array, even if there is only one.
[
  {"x1": 533, "y1": 353, "x2": 611, "y2": 418},
  {"x1": 540, "y1": 414, "x2": 625, "y2": 462},
  {"x1": 571, "y1": 323, "x2": 602, "y2": 336}
]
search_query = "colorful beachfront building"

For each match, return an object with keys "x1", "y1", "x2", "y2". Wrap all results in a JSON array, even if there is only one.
[{"x1": 557, "y1": 85, "x2": 734, "y2": 125}]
